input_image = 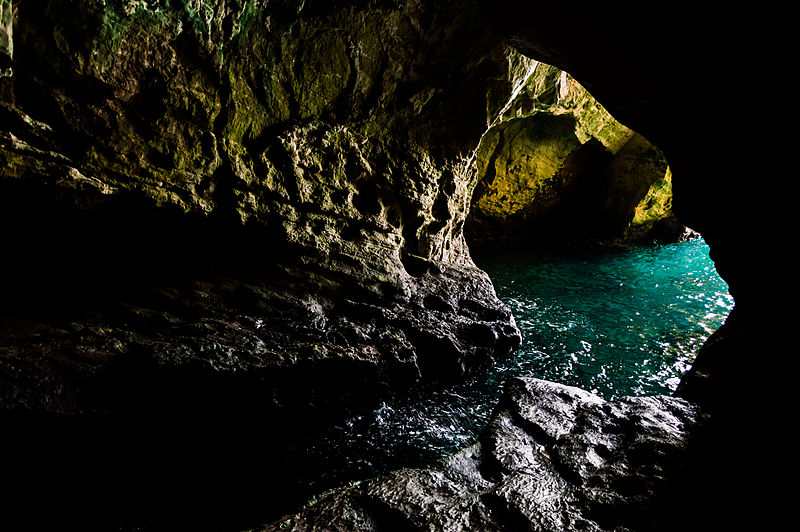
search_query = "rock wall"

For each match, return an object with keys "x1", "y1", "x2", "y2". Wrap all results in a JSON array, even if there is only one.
[
  {"x1": 1, "y1": 2, "x2": 529, "y2": 527},
  {"x1": 1, "y1": 0, "x2": 527, "y2": 418},
  {"x1": 466, "y1": 59, "x2": 683, "y2": 244}
]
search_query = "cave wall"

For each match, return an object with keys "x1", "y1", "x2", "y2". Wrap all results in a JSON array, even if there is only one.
[
  {"x1": 1, "y1": 1, "x2": 533, "y2": 527},
  {"x1": 0, "y1": 0, "x2": 792, "y2": 529},
  {"x1": 1, "y1": 0, "x2": 536, "y2": 416},
  {"x1": 5, "y1": 0, "x2": 497, "y2": 264},
  {"x1": 465, "y1": 60, "x2": 680, "y2": 244}
]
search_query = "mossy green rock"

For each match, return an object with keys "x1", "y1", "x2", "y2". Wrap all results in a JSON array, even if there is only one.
[{"x1": 472, "y1": 115, "x2": 586, "y2": 220}]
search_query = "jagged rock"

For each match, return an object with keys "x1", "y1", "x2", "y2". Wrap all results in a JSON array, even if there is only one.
[
  {"x1": 0, "y1": 0, "x2": 792, "y2": 530},
  {"x1": 466, "y1": 59, "x2": 677, "y2": 244},
  {"x1": 0, "y1": 2, "x2": 530, "y2": 528},
  {"x1": 0, "y1": 0, "x2": 524, "y2": 418},
  {"x1": 262, "y1": 377, "x2": 699, "y2": 531}
]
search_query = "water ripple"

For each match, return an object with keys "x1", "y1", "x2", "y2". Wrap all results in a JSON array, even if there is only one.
[{"x1": 302, "y1": 238, "x2": 732, "y2": 497}]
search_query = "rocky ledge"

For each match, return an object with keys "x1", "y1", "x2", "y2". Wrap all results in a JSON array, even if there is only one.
[
  {"x1": 1, "y1": 0, "x2": 528, "y2": 419},
  {"x1": 262, "y1": 377, "x2": 702, "y2": 531}
]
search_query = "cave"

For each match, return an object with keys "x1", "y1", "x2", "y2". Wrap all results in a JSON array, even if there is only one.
[{"x1": 0, "y1": 1, "x2": 791, "y2": 531}]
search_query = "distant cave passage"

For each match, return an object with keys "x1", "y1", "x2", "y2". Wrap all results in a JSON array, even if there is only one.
[
  {"x1": 464, "y1": 64, "x2": 684, "y2": 247},
  {"x1": 460, "y1": 63, "x2": 734, "y2": 398}
]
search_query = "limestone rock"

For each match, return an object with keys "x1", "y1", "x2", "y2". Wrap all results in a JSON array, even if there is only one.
[
  {"x1": 0, "y1": 4, "x2": 526, "y2": 525},
  {"x1": 262, "y1": 377, "x2": 700, "y2": 531},
  {"x1": 0, "y1": 0, "x2": 525, "y2": 418},
  {"x1": 466, "y1": 59, "x2": 678, "y2": 244}
]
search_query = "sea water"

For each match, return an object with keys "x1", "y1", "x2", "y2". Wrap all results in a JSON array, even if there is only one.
[{"x1": 302, "y1": 238, "x2": 732, "y2": 495}]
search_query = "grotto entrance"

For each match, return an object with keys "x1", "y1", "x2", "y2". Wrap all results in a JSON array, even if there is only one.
[
  {"x1": 461, "y1": 62, "x2": 734, "y2": 400},
  {"x1": 0, "y1": 0, "x2": 787, "y2": 530},
  {"x1": 265, "y1": 63, "x2": 738, "y2": 521}
]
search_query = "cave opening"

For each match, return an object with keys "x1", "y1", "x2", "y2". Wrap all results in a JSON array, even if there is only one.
[
  {"x1": 462, "y1": 62, "x2": 735, "y2": 399},
  {"x1": 1, "y1": 1, "x2": 784, "y2": 530},
  {"x1": 278, "y1": 64, "x2": 738, "y2": 512}
]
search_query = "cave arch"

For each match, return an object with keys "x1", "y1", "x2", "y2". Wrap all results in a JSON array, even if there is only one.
[
  {"x1": 463, "y1": 61, "x2": 681, "y2": 246},
  {"x1": 477, "y1": 2, "x2": 791, "y2": 527},
  {"x1": 0, "y1": 1, "x2": 791, "y2": 529}
]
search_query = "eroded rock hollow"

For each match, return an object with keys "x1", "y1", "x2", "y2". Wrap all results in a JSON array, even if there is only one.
[
  {"x1": 465, "y1": 61, "x2": 682, "y2": 244},
  {"x1": 1, "y1": 0, "x2": 531, "y2": 418},
  {"x1": 0, "y1": 0, "x2": 790, "y2": 530}
]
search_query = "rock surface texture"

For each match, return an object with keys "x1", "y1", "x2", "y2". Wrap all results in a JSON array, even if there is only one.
[
  {"x1": 466, "y1": 61, "x2": 683, "y2": 244},
  {"x1": 0, "y1": 0, "x2": 791, "y2": 530},
  {"x1": 263, "y1": 377, "x2": 701, "y2": 531},
  {"x1": 1, "y1": 1, "x2": 526, "y2": 528},
  {"x1": 1, "y1": 0, "x2": 525, "y2": 417}
]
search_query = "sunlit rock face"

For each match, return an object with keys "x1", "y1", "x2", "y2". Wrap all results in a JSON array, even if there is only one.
[
  {"x1": 465, "y1": 59, "x2": 682, "y2": 244},
  {"x1": 0, "y1": 1, "x2": 532, "y2": 527},
  {"x1": 0, "y1": 0, "x2": 528, "y2": 417},
  {"x1": 262, "y1": 377, "x2": 701, "y2": 531}
]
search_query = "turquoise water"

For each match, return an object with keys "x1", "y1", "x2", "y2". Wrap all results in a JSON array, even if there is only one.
[
  {"x1": 473, "y1": 237, "x2": 733, "y2": 399},
  {"x1": 303, "y1": 238, "x2": 732, "y2": 493}
]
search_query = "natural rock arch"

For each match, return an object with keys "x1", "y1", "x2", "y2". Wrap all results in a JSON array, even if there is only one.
[
  {"x1": 478, "y1": 3, "x2": 791, "y2": 526},
  {"x1": 0, "y1": 1, "x2": 791, "y2": 530},
  {"x1": 463, "y1": 61, "x2": 680, "y2": 245}
]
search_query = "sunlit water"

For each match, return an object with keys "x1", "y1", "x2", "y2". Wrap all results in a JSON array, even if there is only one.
[{"x1": 300, "y1": 238, "x2": 732, "y2": 497}]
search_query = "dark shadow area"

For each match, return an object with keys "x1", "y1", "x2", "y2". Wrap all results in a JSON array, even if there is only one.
[
  {"x1": 1, "y1": 412, "x2": 317, "y2": 531},
  {"x1": 0, "y1": 183, "x2": 392, "y2": 531},
  {"x1": 0, "y1": 180, "x2": 289, "y2": 315}
]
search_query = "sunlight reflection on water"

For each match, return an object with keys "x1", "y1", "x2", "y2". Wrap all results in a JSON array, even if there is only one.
[{"x1": 305, "y1": 238, "x2": 732, "y2": 494}]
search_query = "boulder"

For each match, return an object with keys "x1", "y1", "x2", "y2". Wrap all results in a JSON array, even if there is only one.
[{"x1": 263, "y1": 377, "x2": 700, "y2": 531}]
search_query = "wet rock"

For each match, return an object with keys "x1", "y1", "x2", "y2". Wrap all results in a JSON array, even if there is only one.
[{"x1": 262, "y1": 377, "x2": 699, "y2": 531}]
